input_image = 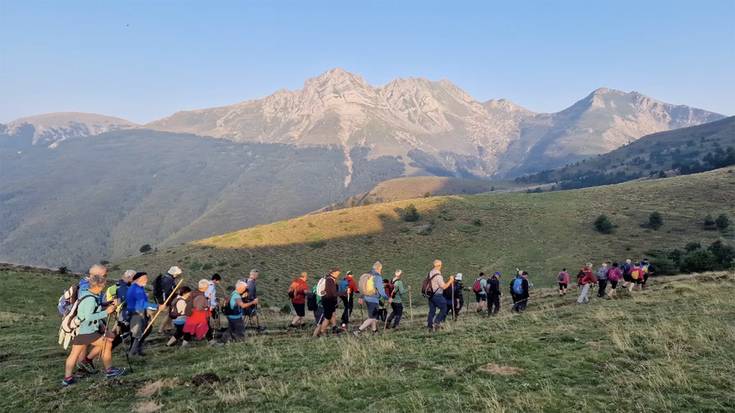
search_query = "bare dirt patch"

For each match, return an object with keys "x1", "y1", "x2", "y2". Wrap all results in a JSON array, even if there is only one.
[{"x1": 479, "y1": 363, "x2": 523, "y2": 376}]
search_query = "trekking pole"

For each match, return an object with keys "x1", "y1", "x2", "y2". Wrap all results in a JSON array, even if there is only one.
[
  {"x1": 408, "y1": 286, "x2": 414, "y2": 322},
  {"x1": 142, "y1": 278, "x2": 184, "y2": 337}
]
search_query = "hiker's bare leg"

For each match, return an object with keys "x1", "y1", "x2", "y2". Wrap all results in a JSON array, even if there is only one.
[
  {"x1": 92, "y1": 338, "x2": 113, "y2": 369},
  {"x1": 87, "y1": 345, "x2": 101, "y2": 359},
  {"x1": 65, "y1": 345, "x2": 86, "y2": 377},
  {"x1": 358, "y1": 318, "x2": 372, "y2": 331}
]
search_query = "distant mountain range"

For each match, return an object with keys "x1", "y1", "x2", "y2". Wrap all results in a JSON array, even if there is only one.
[
  {"x1": 0, "y1": 68, "x2": 727, "y2": 269},
  {"x1": 3, "y1": 68, "x2": 724, "y2": 178}
]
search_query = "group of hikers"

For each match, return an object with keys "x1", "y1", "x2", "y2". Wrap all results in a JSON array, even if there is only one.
[{"x1": 56, "y1": 257, "x2": 654, "y2": 387}]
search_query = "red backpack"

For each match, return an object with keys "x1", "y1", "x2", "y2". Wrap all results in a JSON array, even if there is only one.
[{"x1": 472, "y1": 278, "x2": 482, "y2": 293}]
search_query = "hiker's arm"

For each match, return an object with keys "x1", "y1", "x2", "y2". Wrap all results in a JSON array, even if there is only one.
[
  {"x1": 442, "y1": 276, "x2": 454, "y2": 290},
  {"x1": 82, "y1": 298, "x2": 110, "y2": 321},
  {"x1": 377, "y1": 277, "x2": 388, "y2": 299}
]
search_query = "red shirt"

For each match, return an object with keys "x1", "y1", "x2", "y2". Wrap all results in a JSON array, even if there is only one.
[
  {"x1": 345, "y1": 275, "x2": 359, "y2": 294},
  {"x1": 289, "y1": 278, "x2": 309, "y2": 304}
]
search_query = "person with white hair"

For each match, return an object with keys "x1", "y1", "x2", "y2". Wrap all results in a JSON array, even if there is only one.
[
  {"x1": 183, "y1": 279, "x2": 211, "y2": 343},
  {"x1": 62, "y1": 273, "x2": 125, "y2": 386},
  {"x1": 385, "y1": 269, "x2": 407, "y2": 329},
  {"x1": 354, "y1": 261, "x2": 389, "y2": 336},
  {"x1": 426, "y1": 259, "x2": 455, "y2": 331},
  {"x1": 243, "y1": 270, "x2": 261, "y2": 330},
  {"x1": 222, "y1": 280, "x2": 259, "y2": 342}
]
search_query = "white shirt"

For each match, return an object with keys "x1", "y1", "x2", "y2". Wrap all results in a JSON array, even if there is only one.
[{"x1": 205, "y1": 282, "x2": 217, "y2": 307}]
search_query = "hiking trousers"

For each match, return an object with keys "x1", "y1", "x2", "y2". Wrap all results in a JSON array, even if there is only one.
[
  {"x1": 427, "y1": 294, "x2": 447, "y2": 328},
  {"x1": 225, "y1": 317, "x2": 246, "y2": 342},
  {"x1": 386, "y1": 302, "x2": 403, "y2": 328},
  {"x1": 577, "y1": 284, "x2": 591, "y2": 303},
  {"x1": 340, "y1": 294, "x2": 353, "y2": 325},
  {"x1": 488, "y1": 294, "x2": 500, "y2": 315},
  {"x1": 598, "y1": 279, "x2": 608, "y2": 297}
]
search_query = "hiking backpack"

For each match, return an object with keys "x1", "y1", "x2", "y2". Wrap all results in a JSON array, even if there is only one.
[
  {"x1": 512, "y1": 278, "x2": 524, "y2": 295},
  {"x1": 472, "y1": 278, "x2": 482, "y2": 293},
  {"x1": 221, "y1": 292, "x2": 242, "y2": 317},
  {"x1": 421, "y1": 272, "x2": 440, "y2": 298},
  {"x1": 58, "y1": 295, "x2": 97, "y2": 349},
  {"x1": 57, "y1": 284, "x2": 80, "y2": 317},
  {"x1": 152, "y1": 274, "x2": 164, "y2": 304},
  {"x1": 169, "y1": 296, "x2": 186, "y2": 319},
  {"x1": 315, "y1": 277, "x2": 328, "y2": 297},
  {"x1": 384, "y1": 280, "x2": 395, "y2": 298},
  {"x1": 631, "y1": 268, "x2": 642, "y2": 280},
  {"x1": 359, "y1": 273, "x2": 377, "y2": 296}
]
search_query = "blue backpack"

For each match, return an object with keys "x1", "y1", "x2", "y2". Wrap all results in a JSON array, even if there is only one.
[
  {"x1": 338, "y1": 279, "x2": 349, "y2": 294},
  {"x1": 512, "y1": 278, "x2": 524, "y2": 295}
]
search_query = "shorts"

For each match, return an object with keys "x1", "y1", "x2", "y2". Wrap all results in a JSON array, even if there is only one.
[
  {"x1": 322, "y1": 298, "x2": 338, "y2": 320},
  {"x1": 610, "y1": 280, "x2": 619, "y2": 289},
  {"x1": 293, "y1": 303, "x2": 305, "y2": 317},
  {"x1": 475, "y1": 293, "x2": 486, "y2": 303},
  {"x1": 72, "y1": 332, "x2": 102, "y2": 346},
  {"x1": 366, "y1": 301, "x2": 379, "y2": 319},
  {"x1": 559, "y1": 283, "x2": 568, "y2": 289},
  {"x1": 623, "y1": 273, "x2": 632, "y2": 283}
]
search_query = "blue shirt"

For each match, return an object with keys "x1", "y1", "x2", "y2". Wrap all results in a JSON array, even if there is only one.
[
  {"x1": 126, "y1": 283, "x2": 149, "y2": 314},
  {"x1": 362, "y1": 271, "x2": 388, "y2": 304}
]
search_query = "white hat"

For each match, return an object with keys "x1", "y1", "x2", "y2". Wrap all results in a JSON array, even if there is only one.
[
  {"x1": 168, "y1": 266, "x2": 183, "y2": 276},
  {"x1": 455, "y1": 273, "x2": 463, "y2": 281}
]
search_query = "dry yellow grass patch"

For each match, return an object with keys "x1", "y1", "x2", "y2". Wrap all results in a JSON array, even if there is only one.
[
  {"x1": 132, "y1": 400, "x2": 162, "y2": 413},
  {"x1": 136, "y1": 378, "x2": 178, "y2": 398},
  {"x1": 479, "y1": 363, "x2": 523, "y2": 376}
]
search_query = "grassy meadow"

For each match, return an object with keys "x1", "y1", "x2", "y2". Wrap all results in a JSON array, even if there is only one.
[
  {"x1": 1, "y1": 266, "x2": 734, "y2": 412},
  {"x1": 118, "y1": 168, "x2": 735, "y2": 308}
]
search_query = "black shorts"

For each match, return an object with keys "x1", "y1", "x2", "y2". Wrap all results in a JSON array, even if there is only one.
[
  {"x1": 475, "y1": 293, "x2": 486, "y2": 302},
  {"x1": 610, "y1": 280, "x2": 619, "y2": 289},
  {"x1": 73, "y1": 332, "x2": 102, "y2": 346},
  {"x1": 293, "y1": 303, "x2": 305, "y2": 317},
  {"x1": 322, "y1": 298, "x2": 338, "y2": 320},
  {"x1": 623, "y1": 273, "x2": 632, "y2": 282},
  {"x1": 558, "y1": 283, "x2": 568, "y2": 289}
]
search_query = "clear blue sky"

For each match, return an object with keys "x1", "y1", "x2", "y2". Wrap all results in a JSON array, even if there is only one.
[{"x1": 1, "y1": 0, "x2": 733, "y2": 123}]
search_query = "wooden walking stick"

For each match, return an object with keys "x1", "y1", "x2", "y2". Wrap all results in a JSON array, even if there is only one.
[
  {"x1": 408, "y1": 286, "x2": 413, "y2": 322},
  {"x1": 143, "y1": 278, "x2": 184, "y2": 337},
  {"x1": 451, "y1": 280, "x2": 456, "y2": 322}
]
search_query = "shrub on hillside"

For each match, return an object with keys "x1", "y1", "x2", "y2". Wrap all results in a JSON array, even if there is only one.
[
  {"x1": 679, "y1": 249, "x2": 717, "y2": 273},
  {"x1": 400, "y1": 204, "x2": 421, "y2": 222},
  {"x1": 139, "y1": 244, "x2": 152, "y2": 253},
  {"x1": 649, "y1": 257, "x2": 678, "y2": 275},
  {"x1": 685, "y1": 242, "x2": 702, "y2": 252},
  {"x1": 708, "y1": 240, "x2": 735, "y2": 268},
  {"x1": 715, "y1": 214, "x2": 730, "y2": 231},
  {"x1": 648, "y1": 212, "x2": 663, "y2": 230},
  {"x1": 58, "y1": 266, "x2": 68, "y2": 274},
  {"x1": 594, "y1": 214, "x2": 614, "y2": 234},
  {"x1": 703, "y1": 215, "x2": 717, "y2": 230}
]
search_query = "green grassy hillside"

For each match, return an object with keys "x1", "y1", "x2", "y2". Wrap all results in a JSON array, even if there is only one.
[
  {"x1": 117, "y1": 168, "x2": 735, "y2": 307},
  {"x1": 1, "y1": 267, "x2": 734, "y2": 412},
  {"x1": 320, "y1": 176, "x2": 519, "y2": 210},
  {"x1": 518, "y1": 116, "x2": 735, "y2": 189}
]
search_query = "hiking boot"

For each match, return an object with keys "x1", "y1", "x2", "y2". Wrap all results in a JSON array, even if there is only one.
[
  {"x1": 76, "y1": 359, "x2": 98, "y2": 374},
  {"x1": 166, "y1": 337, "x2": 178, "y2": 347},
  {"x1": 61, "y1": 376, "x2": 76, "y2": 387},
  {"x1": 181, "y1": 340, "x2": 190, "y2": 348},
  {"x1": 105, "y1": 367, "x2": 127, "y2": 379},
  {"x1": 352, "y1": 330, "x2": 361, "y2": 337}
]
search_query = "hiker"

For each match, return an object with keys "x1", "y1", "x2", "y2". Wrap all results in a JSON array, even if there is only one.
[
  {"x1": 308, "y1": 282, "x2": 323, "y2": 326},
  {"x1": 621, "y1": 259, "x2": 633, "y2": 289},
  {"x1": 486, "y1": 272, "x2": 501, "y2": 315},
  {"x1": 641, "y1": 259, "x2": 654, "y2": 288},
  {"x1": 126, "y1": 271, "x2": 151, "y2": 357},
  {"x1": 576, "y1": 264, "x2": 597, "y2": 304},
  {"x1": 155, "y1": 266, "x2": 182, "y2": 334},
  {"x1": 354, "y1": 261, "x2": 388, "y2": 336},
  {"x1": 629, "y1": 262, "x2": 644, "y2": 292},
  {"x1": 314, "y1": 268, "x2": 343, "y2": 337},
  {"x1": 472, "y1": 272, "x2": 488, "y2": 313},
  {"x1": 424, "y1": 259, "x2": 455, "y2": 331},
  {"x1": 385, "y1": 269, "x2": 407, "y2": 329},
  {"x1": 166, "y1": 286, "x2": 192, "y2": 346},
  {"x1": 445, "y1": 273, "x2": 464, "y2": 318},
  {"x1": 511, "y1": 271, "x2": 530, "y2": 312},
  {"x1": 338, "y1": 270, "x2": 359, "y2": 328},
  {"x1": 378, "y1": 278, "x2": 391, "y2": 321},
  {"x1": 62, "y1": 272, "x2": 125, "y2": 386},
  {"x1": 223, "y1": 280, "x2": 259, "y2": 342},
  {"x1": 596, "y1": 262, "x2": 609, "y2": 298},
  {"x1": 243, "y1": 270, "x2": 261, "y2": 330},
  {"x1": 288, "y1": 272, "x2": 309, "y2": 328},
  {"x1": 557, "y1": 268, "x2": 570, "y2": 296},
  {"x1": 182, "y1": 279, "x2": 211, "y2": 343},
  {"x1": 205, "y1": 273, "x2": 222, "y2": 342},
  {"x1": 607, "y1": 262, "x2": 622, "y2": 298}
]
